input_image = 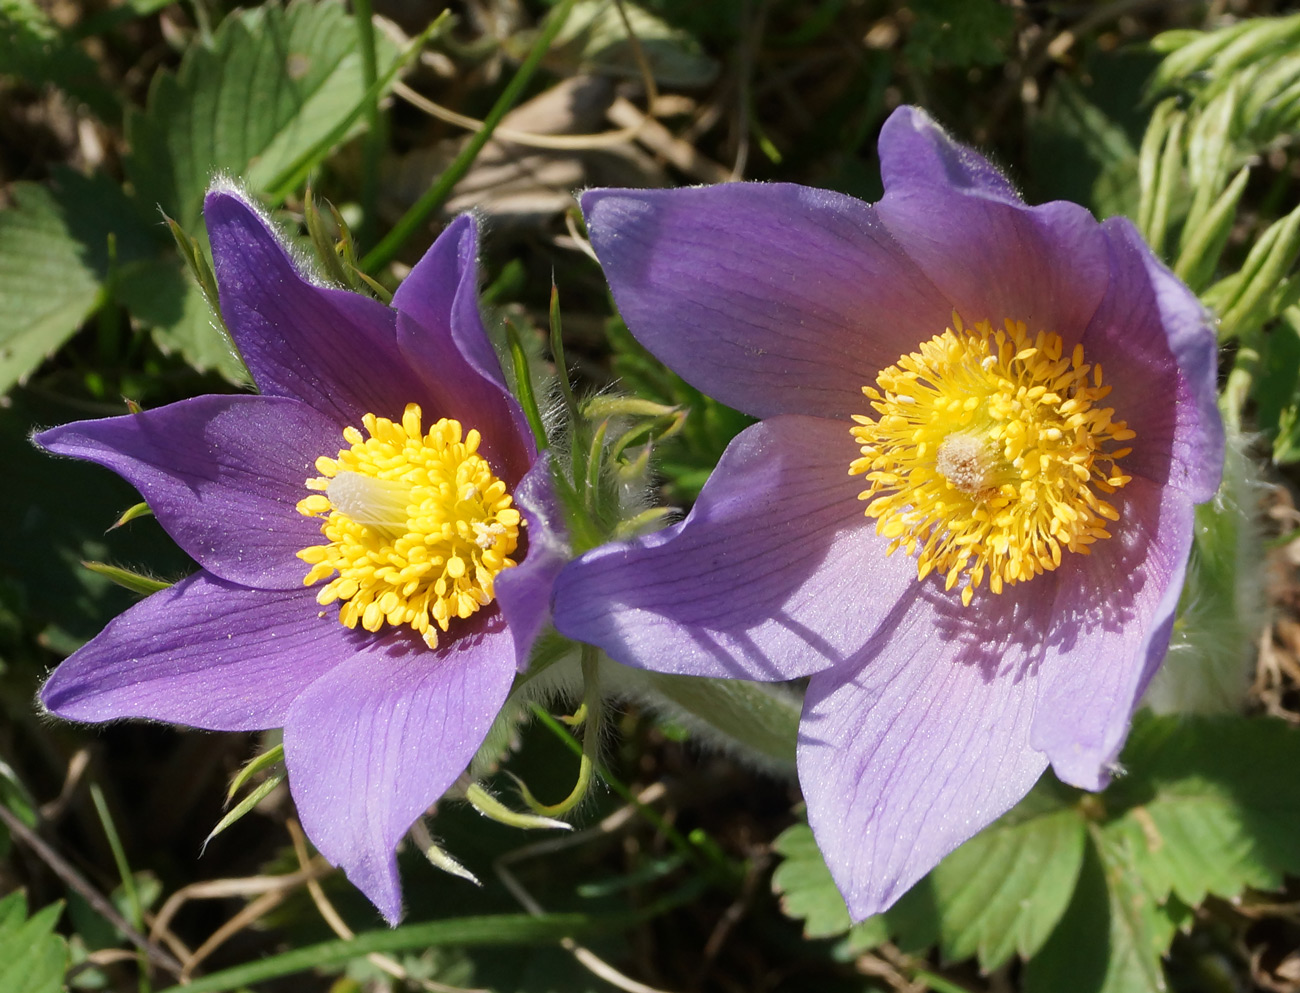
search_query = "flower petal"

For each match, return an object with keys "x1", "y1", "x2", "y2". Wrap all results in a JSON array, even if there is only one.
[
  {"x1": 876, "y1": 173, "x2": 1110, "y2": 345},
  {"x1": 282, "y1": 614, "x2": 517, "y2": 924},
  {"x1": 392, "y1": 214, "x2": 535, "y2": 483},
  {"x1": 553, "y1": 415, "x2": 918, "y2": 680},
  {"x1": 1089, "y1": 218, "x2": 1223, "y2": 501},
  {"x1": 40, "y1": 573, "x2": 359, "y2": 730},
  {"x1": 877, "y1": 106, "x2": 1022, "y2": 203},
  {"x1": 205, "y1": 190, "x2": 427, "y2": 426},
  {"x1": 35, "y1": 394, "x2": 341, "y2": 591},
  {"x1": 1030, "y1": 477, "x2": 1193, "y2": 789},
  {"x1": 495, "y1": 455, "x2": 568, "y2": 669},
  {"x1": 581, "y1": 184, "x2": 951, "y2": 420},
  {"x1": 799, "y1": 588, "x2": 1051, "y2": 920}
]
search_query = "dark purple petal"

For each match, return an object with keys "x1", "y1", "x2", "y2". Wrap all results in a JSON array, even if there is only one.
[
  {"x1": 282, "y1": 614, "x2": 517, "y2": 923},
  {"x1": 1031, "y1": 478, "x2": 1193, "y2": 789},
  {"x1": 205, "y1": 190, "x2": 427, "y2": 426},
  {"x1": 36, "y1": 395, "x2": 341, "y2": 591},
  {"x1": 40, "y1": 573, "x2": 360, "y2": 730},
  {"x1": 553, "y1": 415, "x2": 919, "y2": 680},
  {"x1": 581, "y1": 184, "x2": 952, "y2": 421},
  {"x1": 495, "y1": 455, "x2": 568, "y2": 669},
  {"x1": 1089, "y1": 218, "x2": 1223, "y2": 502},
  {"x1": 799, "y1": 587, "x2": 1051, "y2": 920},
  {"x1": 876, "y1": 186, "x2": 1110, "y2": 348},
  {"x1": 392, "y1": 214, "x2": 535, "y2": 484},
  {"x1": 877, "y1": 106, "x2": 1022, "y2": 203}
]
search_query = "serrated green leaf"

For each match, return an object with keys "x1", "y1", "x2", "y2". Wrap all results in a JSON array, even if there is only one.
[
  {"x1": 0, "y1": 893, "x2": 68, "y2": 993},
  {"x1": 1102, "y1": 714, "x2": 1300, "y2": 909},
  {"x1": 0, "y1": 184, "x2": 105, "y2": 393},
  {"x1": 1024, "y1": 832, "x2": 1178, "y2": 993},
  {"x1": 124, "y1": 0, "x2": 397, "y2": 230},
  {"x1": 771, "y1": 823, "x2": 853, "y2": 939}
]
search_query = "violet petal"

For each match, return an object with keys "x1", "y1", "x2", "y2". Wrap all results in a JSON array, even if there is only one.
[
  {"x1": 36, "y1": 394, "x2": 341, "y2": 591},
  {"x1": 581, "y1": 185, "x2": 952, "y2": 421},
  {"x1": 553, "y1": 415, "x2": 919, "y2": 680},
  {"x1": 877, "y1": 106, "x2": 1022, "y2": 203},
  {"x1": 392, "y1": 214, "x2": 534, "y2": 484},
  {"x1": 799, "y1": 587, "x2": 1051, "y2": 920},
  {"x1": 876, "y1": 185, "x2": 1110, "y2": 346},
  {"x1": 282, "y1": 613, "x2": 517, "y2": 924},
  {"x1": 205, "y1": 190, "x2": 427, "y2": 427},
  {"x1": 495, "y1": 454, "x2": 569, "y2": 669},
  {"x1": 1092, "y1": 217, "x2": 1223, "y2": 501},
  {"x1": 1030, "y1": 478, "x2": 1193, "y2": 789},
  {"x1": 41, "y1": 573, "x2": 360, "y2": 730}
]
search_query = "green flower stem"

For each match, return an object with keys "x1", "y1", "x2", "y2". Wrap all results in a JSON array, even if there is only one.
[
  {"x1": 361, "y1": 0, "x2": 578, "y2": 271},
  {"x1": 465, "y1": 783, "x2": 570, "y2": 832},
  {"x1": 513, "y1": 647, "x2": 604, "y2": 818}
]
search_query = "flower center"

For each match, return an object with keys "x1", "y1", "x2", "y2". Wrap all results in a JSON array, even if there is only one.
[
  {"x1": 849, "y1": 316, "x2": 1134, "y2": 606},
  {"x1": 296, "y1": 403, "x2": 520, "y2": 648}
]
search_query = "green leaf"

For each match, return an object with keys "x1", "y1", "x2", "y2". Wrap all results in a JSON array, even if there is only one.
[
  {"x1": 0, "y1": 0, "x2": 115, "y2": 117},
  {"x1": 1024, "y1": 832, "x2": 1179, "y2": 993},
  {"x1": 770, "y1": 823, "x2": 853, "y2": 939},
  {"x1": 1258, "y1": 308, "x2": 1300, "y2": 461},
  {"x1": 0, "y1": 184, "x2": 106, "y2": 393},
  {"x1": 0, "y1": 893, "x2": 68, "y2": 993},
  {"x1": 1102, "y1": 714, "x2": 1300, "y2": 908},
  {"x1": 124, "y1": 0, "x2": 397, "y2": 230}
]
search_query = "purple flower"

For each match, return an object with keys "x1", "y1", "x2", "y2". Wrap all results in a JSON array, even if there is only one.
[
  {"x1": 553, "y1": 107, "x2": 1223, "y2": 918},
  {"x1": 36, "y1": 189, "x2": 566, "y2": 923}
]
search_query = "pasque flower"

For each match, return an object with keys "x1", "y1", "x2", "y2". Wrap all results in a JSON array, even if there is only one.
[
  {"x1": 553, "y1": 107, "x2": 1223, "y2": 918},
  {"x1": 36, "y1": 188, "x2": 566, "y2": 923}
]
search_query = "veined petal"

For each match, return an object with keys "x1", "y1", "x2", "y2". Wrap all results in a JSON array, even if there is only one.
[
  {"x1": 393, "y1": 214, "x2": 535, "y2": 484},
  {"x1": 581, "y1": 184, "x2": 951, "y2": 421},
  {"x1": 1091, "y1": 218, "x2": 1223, "y2": 502},
  {"x1": 553, "y1": 415, "x2": 918, "y2": 680},
  {"x1": 1031, "y1": 478, "x2": 1193, "y2": 789},
  {"x1": 877, "y1": 105, "x2": 1022, "y2": 203},
  {"x1": 40, "y1": 573, "x2": 359, "y2": 731},
  {"x1": 799, "y1": 587, "x2": 1051, "y2": 920},
  {"x1": 282, "y1": 612, "x2": 517, "y2": 924},
  {"x1": 205, "y1": 190, "x2": 427, "y2": 427},
  {"x1": 495, "y1": 455, "x2": 569, "y2": 669},
  {"x1": 877, "y1": 186, "x2": 1111, "y2": 347},
  {"x1": 36, "y1": 395, "x2": 341, "y2": 591}
]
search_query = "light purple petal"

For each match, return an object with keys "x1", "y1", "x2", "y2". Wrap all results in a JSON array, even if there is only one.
[
  {"x1": 799, "y1": 587, "x2": 1051, "y2": 920},
  {"x1": 36, "y1": 395, "x2": 341, "y2": 591},
  {"x1": 553, "y1": 415, "x2": 919, "y2": 680},
  {"x1": 877, "y1": 105, "x2": 1022, "y2": 202},
  {"x1": 205, "y1": 190, "x2": 427, "y2": 426},
  {"x1": 581, "y1": 184, "x2": 952, "y2": 421},
  {"x1": 495, "y1": 455, "x2": 568, "y2": 669},
  {"x1": 392, "y1": 214, "x2": 535, "y2": 484},
  {"x1": 282, "y1": 613, "x2": 517, "y2": 923},
  {"x1": 1031, "y1": 478, "x2": 1193, "y2": 789},
  {"x1": 876, "y1": 181, "x2": 1110, "y2": 347},
  {"x1": 40, "y1": 573, "x2": 360, "y2": 731},
  {"x1": 1090, "y1": 218, "x2": 1223, "y2": 502}
]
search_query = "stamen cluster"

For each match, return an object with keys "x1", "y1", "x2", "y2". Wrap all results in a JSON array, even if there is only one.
[
  {"x1": 297, "y1": 403, "x2": 521, "y2": 648},
  {"x1": 850, "y1": 316, "x2": 1134, "y2": 606}
]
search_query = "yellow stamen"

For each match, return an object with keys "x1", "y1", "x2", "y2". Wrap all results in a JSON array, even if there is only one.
[
  {"x1": 296, "y1": 403, "x2": 521, "y2": 648},
  {"x1": 849, "y1": 315, "x2": 1133, "y2": 607}
]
